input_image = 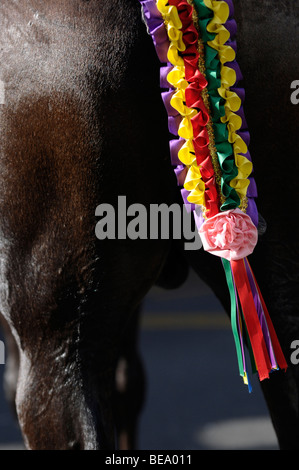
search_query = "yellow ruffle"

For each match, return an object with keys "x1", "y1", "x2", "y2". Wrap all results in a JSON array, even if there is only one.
[
  {"x1": 157, "y1": 1, "x2": 206, "y2": 210},
  {"x1": 178, "y1": 140, "x2": 197, "y2": 166},
  {"x1": 220, "y1": 65, "x2": 237, "y2": 89},
  {"x1": 167, "y1": 66, "x2": 189, "y2": 90},
  {"x1": 170, "y1": 89, "x2": 198, "y2": 119},
  {"x1": 184, "y1": 165, "x2": 206, "y2": 206},
  {"x1": 205, "y1": 0, "x2": 235, "y2": 63},
  {"x1": 203, "y1": 0, "x2": 252, "y2": 202}
]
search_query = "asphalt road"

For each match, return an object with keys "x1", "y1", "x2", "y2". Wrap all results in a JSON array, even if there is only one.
[{"x1": 0, "y1": 269, "x2": 279, "y2": 450}]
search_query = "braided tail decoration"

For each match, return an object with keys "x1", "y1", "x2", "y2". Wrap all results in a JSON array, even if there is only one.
[{"x1": 139, "y1": 0, "x2": 287, "y2": 390}]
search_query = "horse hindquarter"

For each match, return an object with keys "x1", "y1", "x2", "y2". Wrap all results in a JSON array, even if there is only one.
[{"x1": 0, "y1": 0, "x2": 174, "y2": 449}]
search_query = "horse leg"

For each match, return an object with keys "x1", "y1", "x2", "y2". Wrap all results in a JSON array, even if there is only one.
[
  {"x1": 0, "y1": 315, "x2": 19, "y2": 419},
  {"x1": 113, "y1": 304, "x2": 146, "y2": 450},
  {"x1": 15, "y1": 327, "x2": 117, "y2": 450},
  {"x1": 251, "y1": 239, "x2": 299, "y2": 450}
]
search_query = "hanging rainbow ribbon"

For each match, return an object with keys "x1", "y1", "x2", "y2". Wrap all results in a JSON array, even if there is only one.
[{"x1": 139, "y1": 0, "x2": 287, "y2": 390}]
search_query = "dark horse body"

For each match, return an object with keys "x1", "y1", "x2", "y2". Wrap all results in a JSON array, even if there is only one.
[{"x1": 0, "y1": 0, "x2": 299, "y2": 450}]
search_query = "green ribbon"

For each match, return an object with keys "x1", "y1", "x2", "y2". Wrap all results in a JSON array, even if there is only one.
[
  {"x1": 222, "y1": 259, "x2": 257, "y2": 384},
  {"x1": 222, "y1": 259, "x2": 244, "y2": 377}
]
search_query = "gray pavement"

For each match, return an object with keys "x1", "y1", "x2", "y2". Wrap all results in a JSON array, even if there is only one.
[
  {"x1": 0, "y1": 269, "x2": 279, "y2": 450},
  {"x1": 138, "y1": 269, "x2": 278, "y2": 450}
]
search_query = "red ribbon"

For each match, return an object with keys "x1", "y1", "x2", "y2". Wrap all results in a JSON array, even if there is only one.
[{"x1": 231, "y1": 259, "x2": 287, "y2": 380}]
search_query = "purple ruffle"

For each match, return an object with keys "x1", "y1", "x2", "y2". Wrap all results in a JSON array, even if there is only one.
[
  {"x1": 139, "y1": 0, "x2": 169, "y2": 62},
  {"x1": 170, "y1": 139, "x2": 184, "y2": 165}
]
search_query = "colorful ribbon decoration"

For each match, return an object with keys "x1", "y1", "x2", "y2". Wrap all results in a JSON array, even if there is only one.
[{"x1": 139, "y1": 0, "x2": 287, "y2": 390}]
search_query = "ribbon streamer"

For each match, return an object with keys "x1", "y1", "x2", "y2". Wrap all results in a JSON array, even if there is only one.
[{"x1": 223, "y1": 258, "x2": 287, "y2": 388}]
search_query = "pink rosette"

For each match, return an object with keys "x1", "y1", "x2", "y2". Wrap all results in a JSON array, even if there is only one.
[{"x1": 198, "y1": 209, "x2": 258, "y2": 261}]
